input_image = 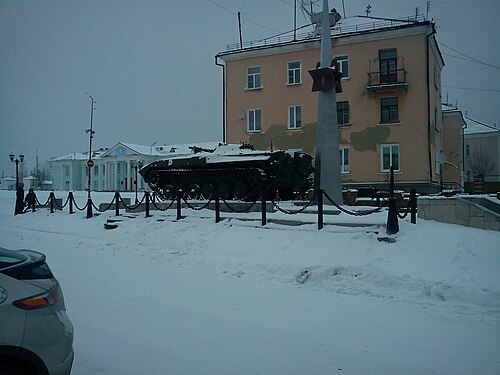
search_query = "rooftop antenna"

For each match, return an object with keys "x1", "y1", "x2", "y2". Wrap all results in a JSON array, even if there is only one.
[
  {"x1": 365, "y1": 4, "x2": 372, "y2": 17},
  {"x1": 300, "y1": 0, "x2": 341, "y2": 36},
  {"x1": 238, "y1": 12, "x2": 243, "y2": 49},
  {"x1": 341, "y1": 0, "x2": 346, "y2": 18},
  {"x1": 426, "y1": 1, "x2": 431, "y2": 20}
]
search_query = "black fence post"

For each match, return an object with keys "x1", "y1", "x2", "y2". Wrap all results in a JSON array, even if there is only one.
[
  {"x1": 410, "y1": 188, "x2": 417, "y2": 224},
  {"x1": 31, "y1": 192, "x2": 36, "y2": 213},
  {"x1": 115, "y1": 192, "x2": 120, "y2": 216},
  {"x1": 86, "y1": 197, "x2": 93, "y2": 219},
  {"x1": 50, "y1": 192, "x2": 55, "y2": 214},
  {"x1": 145, "y1": 191, "x2": 150, "y2": 218},
  {"x1": 386, "y1": 166, "x2": 399, "y2": 235},
  {"x1": 176, "y1": 191, "x2": 182, "y2": 220},
  {"x1": 261, "y1": 187, "x2": 267, "y2": 226},
  {"x1": 215, "y1": 191, "x2": 220, "y2": 223},
  {"x1": 68, "y1": 192, "x2": 74, "y2": 214},
  {"x1": 318, "y1": 189, "x2": 324, "y2": 230}
]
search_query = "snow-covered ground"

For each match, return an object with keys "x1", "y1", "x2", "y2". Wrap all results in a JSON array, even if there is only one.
[{"x1": 1, "y1": 190, "x2": 499, "y2": 375}]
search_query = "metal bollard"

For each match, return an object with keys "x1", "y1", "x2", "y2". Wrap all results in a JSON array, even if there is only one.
[
  {"x1": 386, "y1": 166, "x2": 399, "y2": 235},
  {"x1": 145, "y1": 191, "x2": 150, "y2": 217},
  {"x1": 176, "y1": 190, "x2": 182, "y2": 220},
  {"x1": 50, "y1": 192, "x2": 55, "y2": 214},
  {"x1": 68, "y1": 192, "x2": 74, "y2": 214},
  {"x1": 318, "y1": 189, "x2": 324, "y2": 230},
  {"x1": 261, "y1": 189, "x2": 267, "y2": 226},
  {"x1": 410, "y1": 189, "x2": 417, "y2": 224},
  {"x1": 115, "y1": 192, "x2": 120, "y2": 216},
  {"x1": 215, "y1": 192, "x2": 220, "y2": 223}
]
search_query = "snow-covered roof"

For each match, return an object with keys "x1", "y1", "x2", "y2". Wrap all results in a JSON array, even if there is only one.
[
  {"x1": 464, "y1": 120, "x2": 499, "y2": 135},
  {"x1": 224, "y1": 14, "x2": 429, "y2": 52}
]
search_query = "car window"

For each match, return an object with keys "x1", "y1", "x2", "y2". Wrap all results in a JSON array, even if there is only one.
[{"x1": 0, "y1": 255, "x2": 24, "y2": 269}]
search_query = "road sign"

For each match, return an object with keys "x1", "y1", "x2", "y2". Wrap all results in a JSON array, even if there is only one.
[{"x1": 87, "y1": 159, "x2": 94, "y2": 168}]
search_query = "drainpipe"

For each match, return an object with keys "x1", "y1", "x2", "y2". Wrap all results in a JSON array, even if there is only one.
[
  {"x1": 215, "y1": 54, "x2": 226, "y2": 143},
  {"x1": 426, "y1": 26, "x2": 437, "y2": 189}
]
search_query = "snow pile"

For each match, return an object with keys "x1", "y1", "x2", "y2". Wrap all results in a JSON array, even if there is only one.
[{"x1": 1, "y1": 190, "x2": 499, "y2": 374}]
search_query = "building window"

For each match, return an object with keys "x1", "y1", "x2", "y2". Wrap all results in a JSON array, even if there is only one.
[
  {"x1": 465, "y1": 144, "x2": 470, "y2": 157},
  {"x1": 381, "y1": 144, "x2": 400, "y2": 172},
  {"x1": 288, "y1": 105, "x2": 302, "y2": 129},
  {"x1": 379, "y1": 48, "x2": 397, "y2": 83},
  {"x1": 339, "y1": 147, "x2": 350, "y2": 173},
  {"x1": 65, "y1": 181, "x2": 70, "y2": 190},
  {"x1": 64, "y1": 166, "x2": 69, "y2": 177},
  {"x1": 94, "y1": 165, "x2": 99, "y2": 176},
  {"x1": 380, "y1": 97, "x2": 399, "y2": 123},
  {"x1": 86, "y1": 167, "x2": 89, "y2": 176},
  {"x1": 246, "y1": 66, "x2": 261, "y2": 90},
  {"x1": 287, "y1": 61, "x2": 301, "y2": 85},
  {"x1": 102, "y1": 165, "x2": 106, "y2": 175},
  {"x1": 336, "y1": 55, "x2": 349, "y2": 78},
  {"x1": 247, "y1": 109, "x2": 262, "y2": 132},
  {"x1": 337, "y1": 101, "x2": 349, "y2": 126}
]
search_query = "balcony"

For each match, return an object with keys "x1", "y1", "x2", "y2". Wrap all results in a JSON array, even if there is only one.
[{"x1": 367, "y1": 69, "x2": 408, "y2": 92}]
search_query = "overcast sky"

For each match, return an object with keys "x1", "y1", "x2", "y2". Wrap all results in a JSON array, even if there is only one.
[{"x1": 1, "y1": 0, "x2": 499, "y2": 177}]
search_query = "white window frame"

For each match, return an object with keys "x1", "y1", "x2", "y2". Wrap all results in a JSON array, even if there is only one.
[
  {"x1": 288, "y1": 105, "x2": 302, "y2": 130},
  {"x1": 247, "y1": 108, "x2": 262, "y2": 132},
  {"x1": 246, "y1": 66, "x2": 262, "y2": 90},
  {"x1": 335, "y1": 55, "x2": 349, "y2": 79},
  {"x1": 287, "y1": 61, "x2": 301, "y2": 85},
  {"x1": 381, "y1": 144, "x2": 400, "y2": 172},
  {"x1": 339, "y1": 147, "x2": 350, "y2": 174}
]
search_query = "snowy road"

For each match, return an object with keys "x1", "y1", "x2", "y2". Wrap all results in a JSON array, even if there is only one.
[{"x1": 1, "y1": 191, "x2": 499, "y2": 374}]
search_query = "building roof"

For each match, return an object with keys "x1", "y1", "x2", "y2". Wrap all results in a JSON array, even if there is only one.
[
  {"x1": 49, "y1": 141, "x2": 225, "y2": 162},
  {"x1": 220, "y1": 15, "x2": 431, "y2": 54}
]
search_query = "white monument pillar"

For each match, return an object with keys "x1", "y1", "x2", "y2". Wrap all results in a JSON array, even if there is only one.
[{"x1": 313, "y1": 0, "x2": 343, "y2": 203}]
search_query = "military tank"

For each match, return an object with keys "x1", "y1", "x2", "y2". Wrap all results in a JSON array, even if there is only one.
[{"x1": 139, "y1": 143, "x2": 313, "y2": 201}]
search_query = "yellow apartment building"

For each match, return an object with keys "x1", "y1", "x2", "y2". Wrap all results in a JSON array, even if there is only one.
[{"x1": 216, "y1": 17, "x2": 450, "y2": 194}]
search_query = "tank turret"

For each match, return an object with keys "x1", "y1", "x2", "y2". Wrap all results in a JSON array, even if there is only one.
[{"x1": 139, "y1": 143, "x2": 313, "y2": 201}]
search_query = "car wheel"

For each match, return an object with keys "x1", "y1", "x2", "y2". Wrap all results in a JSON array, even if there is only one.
[{"x1": 0, "y1": 359, "x2": 32, "y2": 375}]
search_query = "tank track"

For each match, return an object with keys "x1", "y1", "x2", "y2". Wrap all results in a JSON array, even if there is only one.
[{"x1": 147, "y1": 166, "x2": 266, "y2": 201}]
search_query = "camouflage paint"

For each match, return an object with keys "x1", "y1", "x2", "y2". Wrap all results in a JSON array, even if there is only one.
[
  {"x1": 350, "y1": 126, "x2": 390, "y2": 151},
  {"x1": 249, "y1": 122, "x2": 317, "y2": 155}
]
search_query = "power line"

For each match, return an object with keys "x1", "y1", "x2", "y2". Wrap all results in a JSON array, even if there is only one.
[
  {"x1": 207, "y1": 0, "x2": 281, "y2": 33},
  {"x1": 443, "y1": 85, "x2": 500, "y2": 93},
  {"x1": 439, "y1": 41, "x2": 500, "y2": 70},
  {"x1": 433, "y1": 1, "x2": 498, "y2": 9}
]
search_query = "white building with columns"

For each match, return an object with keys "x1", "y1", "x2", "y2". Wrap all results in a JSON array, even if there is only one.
[{"x1": 49, "y1": 141, "x2": 220, "y2": 191}]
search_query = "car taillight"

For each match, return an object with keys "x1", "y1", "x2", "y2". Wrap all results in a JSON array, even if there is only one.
[{"x1": 13, "y1": 285, "x2": 64, "y2": 310}]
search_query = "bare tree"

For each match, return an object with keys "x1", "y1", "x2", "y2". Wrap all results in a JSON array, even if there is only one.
[{"x1": 469, "y1": 145, "x2": 494, "y2": 177}]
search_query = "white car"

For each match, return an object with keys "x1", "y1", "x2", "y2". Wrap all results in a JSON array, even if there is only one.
[{"x1": 0, "y1": 247, "x2": 74, "y2": 375}]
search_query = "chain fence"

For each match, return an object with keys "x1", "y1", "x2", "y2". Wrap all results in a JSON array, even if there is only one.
[
  {"x1": 323, "y1": 191, "x2": 385, "y2": 216},
  {"x1": 18, "y1": 180, "x2": 416, "y2": 232}
]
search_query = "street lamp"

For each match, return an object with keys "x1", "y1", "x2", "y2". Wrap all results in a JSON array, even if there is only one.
[
  {"x1": 134, "y1": 161, "x2": 143, "y2": 204},
  {"x1": 9, "y1": 153, "x2": 24, "y2": 190},
  {"x1": 85, "y1": 94, "x2": 96, "y2": 219}
]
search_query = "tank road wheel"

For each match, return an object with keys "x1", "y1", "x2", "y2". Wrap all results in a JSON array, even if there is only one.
[
  {"x1": 187, "y1": 184, "x2": 201, "y2": 200},
  {"x1": 201, "y1": 184, "x2": 214, "y2": 200},
  {"x1": 163, "y1": 184, "x2": 175, "y2": 200},
  {"x1": 233, "y1": 182, "x2": 249, "y2": 201},
  {"x1": 217, "y1": 183, "x2": 232, "y2": 200},
  {"x1": 176, "y1": 184, "x2": 186, "y2": 199}
]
